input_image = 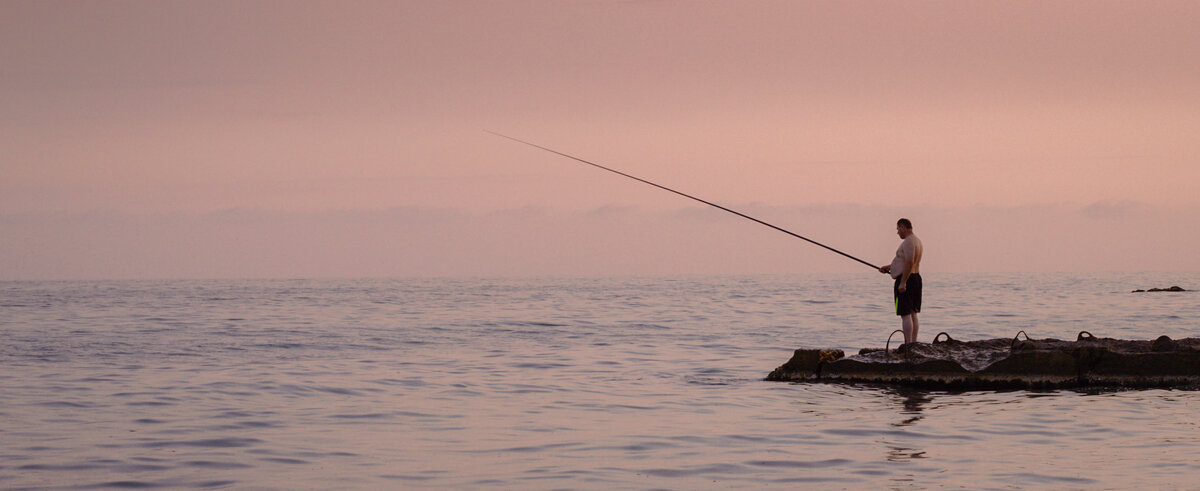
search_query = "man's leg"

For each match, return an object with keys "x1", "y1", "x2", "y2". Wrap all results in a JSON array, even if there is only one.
[
  {"x1": 910, "y1": 313, "x2": 919, "y2": 343},
  {"x1": 901, "y1": 314, "x2": 913, "y2": 344}
]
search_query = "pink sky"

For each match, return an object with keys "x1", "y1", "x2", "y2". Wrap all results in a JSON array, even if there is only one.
[{"x1": 2, "y1": 1, "x2": 1198, "y2": 279}]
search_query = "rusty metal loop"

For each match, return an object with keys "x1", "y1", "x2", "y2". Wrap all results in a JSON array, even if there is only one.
[
  {"x1": 1011, "y1": 330, "x2": 1030, "y2": 350},
  {"x1": 932, "y1": 332, "x2": 954, "y2": 344},
  {"x1": 886, "y1": 329, "x2": 905, "y2": 356},
  {"x1": 1077, "y1": 331, "x2": 1096, "y2": 341}
]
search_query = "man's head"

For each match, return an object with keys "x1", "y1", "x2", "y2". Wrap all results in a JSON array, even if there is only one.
[{"x1": 896, "y1": 218, "x2": 913, "y2": 238}]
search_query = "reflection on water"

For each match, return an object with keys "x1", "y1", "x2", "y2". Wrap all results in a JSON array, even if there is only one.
[
  {"x1": 1, "y1": 274, "x2": 1198, "y2": 488},
  {"x1": 890, "y1": 387, "x2": 932, "y2": 427},
  {"x1": 885, "y1": 387, "x2": 930, "y2": 476}
]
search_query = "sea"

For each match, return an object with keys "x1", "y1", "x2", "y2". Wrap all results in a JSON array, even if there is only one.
[{"x1": 1, "y1": 272, "x2": 1198, "y2": 490}]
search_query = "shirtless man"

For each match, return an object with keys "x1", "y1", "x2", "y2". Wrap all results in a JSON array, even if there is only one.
[{"x1": 879, "y1": 218, "x2": 923, "y2": 345}]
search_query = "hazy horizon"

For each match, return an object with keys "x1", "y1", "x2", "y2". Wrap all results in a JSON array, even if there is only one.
[
  {"x1": 4, "y1": 1, "x2": 1198, "y2": 280},
  {"x1": 4, "y1": 201, "x2": 1197, "y2": 281}
]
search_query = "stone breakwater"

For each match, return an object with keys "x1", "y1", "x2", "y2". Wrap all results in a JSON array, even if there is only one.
[{"x1": 767, "y1": 333, "x2": 1200, "y2": 390}]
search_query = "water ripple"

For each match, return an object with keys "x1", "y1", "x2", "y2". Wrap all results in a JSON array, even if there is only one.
[{"x1": 2, "y1": 274, "x2": 1198, "y2": 489}]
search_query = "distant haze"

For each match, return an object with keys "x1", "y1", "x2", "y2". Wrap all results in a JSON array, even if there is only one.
[{"x1": 2, "y1": 1, "x2": 1198, "y2": 279}]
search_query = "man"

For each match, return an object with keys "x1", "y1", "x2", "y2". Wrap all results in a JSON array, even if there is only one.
[{"x1": 879, "y1": 218, "x2": 923, "y2": 345}]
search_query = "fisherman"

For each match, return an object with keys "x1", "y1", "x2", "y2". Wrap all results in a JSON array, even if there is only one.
[{"x1": 879, "y1": 218, "x2": 923, "y2": 346}]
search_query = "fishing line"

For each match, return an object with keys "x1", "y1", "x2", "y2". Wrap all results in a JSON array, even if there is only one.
[{"x1": 487, "y1": 131, "x2": 879, "y2": 270}]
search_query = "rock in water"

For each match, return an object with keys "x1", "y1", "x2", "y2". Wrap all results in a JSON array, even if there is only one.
[
  {"x1": 1151, "y1": 335, "x2": 1177, "y2": 352},
  {"x1": 765, "y1": 349, "x2": 843, "y2": 381},
  {"x1": 1133, "y1": 286, "x2": 1187, "y2": 292}
]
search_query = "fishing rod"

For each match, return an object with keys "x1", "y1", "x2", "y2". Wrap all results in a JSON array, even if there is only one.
[{"x1": 487, "y1": 131, "x2": 880, "y2": 270}]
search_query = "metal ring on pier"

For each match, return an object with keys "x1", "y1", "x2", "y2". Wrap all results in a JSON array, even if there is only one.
[
  {"x1": 1077, "y1": 331, "x2": 1096, "y2": 341},
  {"x1": 932, "y1": 332, "x2": 954, "y2": 344},
  {"x1": 1011, "y1": 330, "x2": 1030, "y2": 350},
  {"x1": 886, "y1": 329, "x2": 905, "y2": 356}
]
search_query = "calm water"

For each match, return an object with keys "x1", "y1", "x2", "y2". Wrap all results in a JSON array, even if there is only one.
[{"x1": 1, "y1": 273, "x2": 1198, "y2": 489}]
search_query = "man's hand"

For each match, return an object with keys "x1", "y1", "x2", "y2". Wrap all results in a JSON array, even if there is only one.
[
  {"x1": 879, "y1": 265, "x2": 891, "y2": 274},
  {"x1": 898, "y1": 284, "x2": 907, "y2": 293}
]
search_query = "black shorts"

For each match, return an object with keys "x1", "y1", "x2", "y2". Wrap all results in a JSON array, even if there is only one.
[{"x1": 894, "y1": 273, "x2": 922, "y2": 316}]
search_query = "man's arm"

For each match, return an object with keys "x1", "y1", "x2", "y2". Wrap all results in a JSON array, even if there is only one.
[
  {"x1": 898, "y1": 258, "x2": 914, "y2": 292},
  {"x1": 897, "y1": 240, "x2": 915, "y2": 291}
]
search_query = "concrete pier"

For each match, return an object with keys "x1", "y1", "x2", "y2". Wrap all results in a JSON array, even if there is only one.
[{"x1": 767, "y1": 333, "x2": 1200, "y2": 390}]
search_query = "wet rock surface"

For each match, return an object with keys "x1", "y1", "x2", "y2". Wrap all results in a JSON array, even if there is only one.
[{"x1": 767, "y1": 334, "x2": 1200, "y2": 390}]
